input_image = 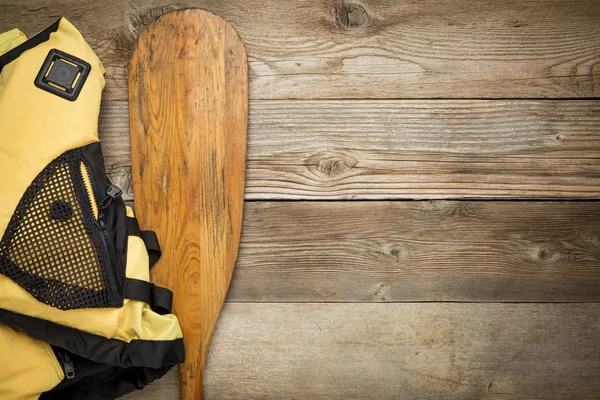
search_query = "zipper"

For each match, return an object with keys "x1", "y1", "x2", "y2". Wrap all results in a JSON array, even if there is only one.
[
  {"x1": 76, "y1": 157, "x2": 124, "y2": 300},
  {"x1": 95, "y1": 183, "x2": 124, "y2": 297},
  {"x1": 57, "y1": 350, "x2": 76, "y2": 379},
  {"x1": 79, "y1": 161, "x2": 98, "y2": 220}
]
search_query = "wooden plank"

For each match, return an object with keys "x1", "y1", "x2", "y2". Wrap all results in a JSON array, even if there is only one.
[
  {"x1": 230, "y1": 201, "x2": 600, "y2": 302},
  {"x1": 122, "y1": 303, "x2": 600, "y2": 400},
  {"x1": 3, "y1": 0, "x2": 600, "y2": 99},
  {"x1": 100, "y1": 100, "x2": 600, "y2": 200}
]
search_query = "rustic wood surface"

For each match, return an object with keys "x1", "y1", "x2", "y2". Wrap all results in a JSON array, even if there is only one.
[
  {"x1": 227, "y1": 201, "x2": 600, "y2": 302},
  {"x1": 128, "y1": 9, "x2": 247, "y2": 400},
  {"x1": 122, "y1": 303, "x2": 600, "y2": 400},
  {"x1": 2, "y1": 1, "x2": 600, "y2": 399},
  {"x1": 1, "y1": 0, "x2": 600, "y2": 100},
  {"x1": 100, "y1": 100, "x2": 600, "y2": 200}
]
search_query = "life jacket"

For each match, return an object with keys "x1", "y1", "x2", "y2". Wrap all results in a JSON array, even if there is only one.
[{"x1": 0, "y1": 17, "x2": 184, "y2": 400}]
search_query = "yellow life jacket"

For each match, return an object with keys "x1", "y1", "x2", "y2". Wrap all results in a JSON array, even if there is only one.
[{"x1": 0, "y1": 17, "x2": 184, "y2": 400}]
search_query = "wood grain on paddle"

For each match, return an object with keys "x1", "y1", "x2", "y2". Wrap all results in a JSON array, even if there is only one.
[
  {"x1": 129, "y1": 9, "x2": 247, "y2": 400},
  {"x1": 2, "y1": 0, "x2": 599, "y2": 99}
]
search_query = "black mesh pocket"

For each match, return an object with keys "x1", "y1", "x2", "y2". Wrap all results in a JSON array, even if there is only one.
[{"x1": 0, "y1": 147, "x2": 123, "y2": 310}]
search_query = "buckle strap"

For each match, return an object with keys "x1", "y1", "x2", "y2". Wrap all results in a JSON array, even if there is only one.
[
  {"x1": 124, "y1": 278, "x2": 173, "y2": 315},
  {"x1": 126, "y1": 216, "x2": 162, "y2": 267}
]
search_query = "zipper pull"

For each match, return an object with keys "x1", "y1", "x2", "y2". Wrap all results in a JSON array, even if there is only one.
[
  {"x1": 98, "y1": 184, "x2": 123, "y2": 211},
  {"x1": 62, "y1": 352, "x2": 75, "y2": 379},
  {"x1": 97, "y1": 214, "x2": 107, "y2": 230},
  {"x1": 107, "y1": 184, "x2": 123, "y2": 199}
]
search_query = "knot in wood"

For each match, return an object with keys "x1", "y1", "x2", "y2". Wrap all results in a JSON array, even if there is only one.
[
  {"x1": 308, "y1": 152, "x2": 358, "y2": 178},
  {"x1": 382, "y1": 244, "x2": 409, "y2": 264},
  {"x1": 336, "y1": 2, "x2": 370, "y2": 30},
  {"x1": 533, "y1": 246, "x2": 560, "y2": 263},
  {"x1": 537, "y1": 248, "x2": 552, "y2": 261}
]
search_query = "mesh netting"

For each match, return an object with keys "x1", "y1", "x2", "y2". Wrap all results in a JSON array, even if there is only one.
[{"x1": 0, "y1": 149, "x2": 115, "y2": 310}]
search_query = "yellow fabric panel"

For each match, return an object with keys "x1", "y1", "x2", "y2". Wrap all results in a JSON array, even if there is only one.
[
  {"x1": 0, "y1": 324, "x2": 63, "y2": 399},
  {"x1": 125, "y1": 206, "x2": 150, "y2": 282},
  {"x1": 0, "y1": 274, "x2": 121, "y2": 338},
  {"x1": 0, "y1": 17, "x2": 105, "y2": 237},
  {"x1": 0, "y1": 29, "x2": 27, "y2": 87},
  {"x1": 0, "y1": 28, "x2": 26, "y2": 55}
]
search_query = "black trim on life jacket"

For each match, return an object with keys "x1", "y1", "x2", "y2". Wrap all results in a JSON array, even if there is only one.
[
  {"x1": 0, "y1": 307, "x2": 185, "y2": 368},
  {"x1": 0, "y1": 18, "x2": 61, "y2": 72},
  {"x1": 42, "y1": 347, "x2": 173, "y2": 400}
]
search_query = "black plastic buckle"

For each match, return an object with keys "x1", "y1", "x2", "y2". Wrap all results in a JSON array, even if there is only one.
[
  {"x1": 34, "y1": 49, "x2": 91, "y2": 101},
  {"x1": 107, "y1": 184, "x2": 123, "y2": 199}
]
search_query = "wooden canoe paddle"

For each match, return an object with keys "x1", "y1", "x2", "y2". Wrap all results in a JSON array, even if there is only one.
[{"x1": 128, "y1": 9, "x2": 248, "y2": 400}]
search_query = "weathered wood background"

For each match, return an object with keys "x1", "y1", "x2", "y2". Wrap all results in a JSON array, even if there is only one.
[{"x1": 2, "y1": 0, "x2": 600, "y2": 398}]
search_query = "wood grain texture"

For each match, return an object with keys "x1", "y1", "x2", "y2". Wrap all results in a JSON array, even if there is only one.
[
  {"x1": 2, "y1": 0, "x2": 600, "y2": 99},
  {"x1": 226, "y1": 201, "x2": 600, "y2": 302},
  {"x1": 100, "y1": 100, "x2": 600, "y2": 200},
  {"x1": 122, "y1": 303, "x2": 600, "y2": 400},
  {"x1": 129, "y1": 10, "x2": 247, "y2": 400}
]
